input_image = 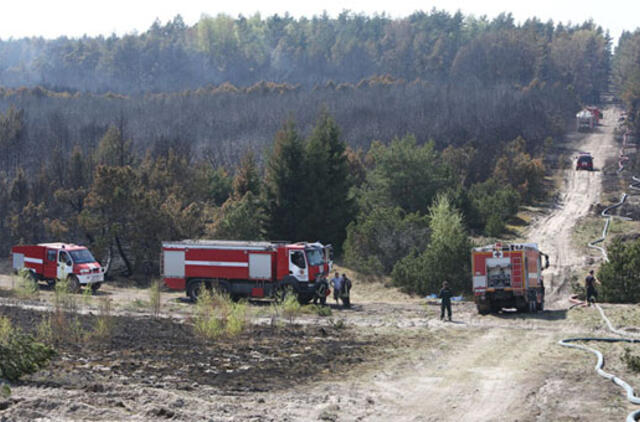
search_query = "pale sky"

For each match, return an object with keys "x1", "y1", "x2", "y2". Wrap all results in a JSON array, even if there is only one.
[{"x1": 0, "y1": 0, "x2": 637, "y2": 44}]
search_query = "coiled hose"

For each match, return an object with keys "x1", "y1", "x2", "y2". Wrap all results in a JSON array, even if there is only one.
[{"x1": 561, "y1": 130, "x2": 640, "y2": 421}]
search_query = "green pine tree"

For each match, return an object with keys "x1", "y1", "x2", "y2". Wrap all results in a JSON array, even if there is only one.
[
  {"x1": 301, "y1": 111, "x2": 355, "y2": 253},
  {"x1": 264, "y1": 120, "x2": 308, "y2": 242}
]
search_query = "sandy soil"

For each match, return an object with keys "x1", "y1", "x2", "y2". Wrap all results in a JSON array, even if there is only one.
[{"x1": 1, "y1": 106, "x2": 638, "y2": 422}]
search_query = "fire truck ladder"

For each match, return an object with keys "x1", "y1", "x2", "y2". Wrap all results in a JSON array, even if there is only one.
[{"x1": 511, "y1": 256, "x2": 522, "y2": 286}]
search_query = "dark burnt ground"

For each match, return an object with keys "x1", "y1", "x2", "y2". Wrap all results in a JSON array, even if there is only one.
[{"x1": 0, "y1": 305, "x2": 391, "y2": 394}]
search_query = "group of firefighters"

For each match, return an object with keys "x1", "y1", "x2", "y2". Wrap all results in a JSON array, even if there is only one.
[{"x1": 313, "y1": 271, "x2": 352, "y2": 308}]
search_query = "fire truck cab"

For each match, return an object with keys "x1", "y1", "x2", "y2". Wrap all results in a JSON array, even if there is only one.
[
  {"x1": 472, "y1": 243, "x2": 549, "y2": 314},
  {"x1": 11, "y1": 243, "x2": 105, "y2": 292}
]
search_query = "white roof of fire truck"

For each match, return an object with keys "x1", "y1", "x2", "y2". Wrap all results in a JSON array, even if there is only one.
[
  {"x1": 473, "y1": 242, "x2": 540, "y2": 252},
  {"x1": 576, "y1": 109, "x2": 593, "y2": 119},
  {"x1": 163, "y1": 240, "x2": 328, "y2": 250},
  {"x1": 38, "y1": 243, "x2": 86, "y2": 250}
]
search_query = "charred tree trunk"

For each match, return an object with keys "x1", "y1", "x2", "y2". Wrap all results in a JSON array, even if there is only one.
[
  {"x1": 103, "y1": 244, "x2": 113, "y2": 276},
  {"x1": 115, "y1": 235, "x2": 132, "y2": 276}
]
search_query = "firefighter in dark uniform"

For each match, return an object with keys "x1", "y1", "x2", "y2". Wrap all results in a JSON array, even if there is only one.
[
  {"x1": 439, "y1": 281, "x2": 453, "y2": 321},
  {"x1": 585, "y1": 269, "x2": 601, "y2": 306},
  {"x1": 341, "y1": 273, "x2": 352, "y2": 308}
]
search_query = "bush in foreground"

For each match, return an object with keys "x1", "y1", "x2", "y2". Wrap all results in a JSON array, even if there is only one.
[{"x1": 0, "y1": 316, "x2": 55, "y2": 382}]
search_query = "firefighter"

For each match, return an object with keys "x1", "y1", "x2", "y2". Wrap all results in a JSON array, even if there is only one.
[
  {"x1": 585, "y1": 269, "x2": 601, "y2": 306},
  {"x1": 330, "y1": 272, "x2": 343, "y2": 305},
  {"x1": 439, "y1": 281, "x2": 453, "y2": 321},
  {"x1": 341, "y1": 273, "x2": 352, "y2": 308}
]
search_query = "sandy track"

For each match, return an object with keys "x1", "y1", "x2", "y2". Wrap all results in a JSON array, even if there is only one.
[{"x1": 528, "y1": 107, "x2": 620, "y2": 299}]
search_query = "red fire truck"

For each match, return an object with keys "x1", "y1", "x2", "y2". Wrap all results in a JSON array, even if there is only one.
[
  {"x1": 11, "y1": 243, "x2": 105, "y2": 292},
  {"x1": 471, "y1": 243, "x2": 549, "y2": 314},
  {"x1": 162, "y1": 240, "x2": 333, "y2": 303}
]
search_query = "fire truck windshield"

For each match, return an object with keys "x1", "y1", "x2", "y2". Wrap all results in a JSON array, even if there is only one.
[
  {"x1": 69, "y1": 249, "x2": 96, "y2": 264},
  {"x1": 305, "y1": 248, "x2": 324, "y2": 266}
]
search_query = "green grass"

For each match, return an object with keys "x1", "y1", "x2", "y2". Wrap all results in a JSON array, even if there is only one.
[
  {"x1": 281, "y1": 292, "x2": 301, "y2": 324},
  {"x1": 90, "y1": 298, "x2": 114, "y2": 342},
  {"x1": 0, "y1": 316, "x2": 13, "y2": 340},
  {"x1": 192, "y1": 289, "x2": 248, "y2": 340},
  {"x1": 149, "y1": 280, "x2": 162, "y2": 317},
  {"x1": 300, "y1": 304, "x2": 332, "y2": 317},
  {"x1": 14, "y1": 269, "x2": 39, "y2": 300}
]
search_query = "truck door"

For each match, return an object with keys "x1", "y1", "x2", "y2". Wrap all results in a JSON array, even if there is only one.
[
  {"x1": 44, "y1": 249, "x2": 57, "y2": 279},
  {"x1": 57, "y1": 250, "x2": 73, "y2": 280},
  {"x1": 289, "y1": 250, "x2": 309, "y2": 281}
]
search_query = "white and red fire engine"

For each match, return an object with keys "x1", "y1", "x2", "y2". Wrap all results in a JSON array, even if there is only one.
[
  {"x1": 162, "y1": 240, "x2": 333, "y2": 303},
  {"x1": 471, "y1": 242, "x2": 549, "y2": 314},
  {"x1": 11, "y1": 243, "x2": 105, "y2": 292}
]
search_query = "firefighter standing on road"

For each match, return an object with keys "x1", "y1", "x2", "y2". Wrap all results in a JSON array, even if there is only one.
[
  {"x1": 341, "y1": 273, "x2": 352, "y2": 308},
  {"x1": 439, "y1": 281, "x2": 453, "y2": 321},
  {"x1": 585, "y1": 269, "x2": 601, "y2": 306},
  {"x1": 330, "y1": 272, "x2": 343, "y2": 305}
]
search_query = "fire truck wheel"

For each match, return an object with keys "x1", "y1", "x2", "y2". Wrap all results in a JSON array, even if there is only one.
[
  {"x1": 477, "y1": 304, "x2": 491, "y2": 315},
  {"x1": 297, "y1": 294, "x2": 313, "y2": 305},
  {"x1": 91, "y1": 283, "x2": 102, "y2": 293},
  {"x1": 537, "y1": 300, "x2": 544, "y2": 312},
  {"x1": 187, "y1": 280, "x2": 203, "y2": 302},
  {"x1": 67, "y1": 275, "x2": 81, "y2": 294}
]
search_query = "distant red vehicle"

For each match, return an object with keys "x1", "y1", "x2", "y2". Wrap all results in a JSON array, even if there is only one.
[
  {"x1": 586, "y1": 106, "x2": 603, "y2": 125},
  {"x1": 576, "y1": 153, "x2": 594, "y2": 171},
  {"x1": 11, "y1": 243, "x2": 105, "y2": 292}
]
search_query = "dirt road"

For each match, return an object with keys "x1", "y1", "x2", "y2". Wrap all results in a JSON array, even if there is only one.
[
  {"x1": 1, "y1": 107, "x2": 636, "y2": 422},
  {"x1": 528, "y1": 108, "x2": 620, "y2": 298}
]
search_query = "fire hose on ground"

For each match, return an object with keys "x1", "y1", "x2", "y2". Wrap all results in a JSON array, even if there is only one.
[
  {"x1": 560, "y1": 132, "x2": 640, "y2": 421},
  {"x1": 586, "y1": 193, "x2": 629, "y2": 261}
]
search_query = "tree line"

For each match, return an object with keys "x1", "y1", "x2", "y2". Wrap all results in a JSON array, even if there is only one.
[
  {"x1": 0, "y1": 11, "x2": 610, "y2": 101},
  {"x1": 0, "y1": 75, "x2": 582, "y2": 178},
  {"x1": 613, "y1": 29, "x2": 640, "y2": 138}
]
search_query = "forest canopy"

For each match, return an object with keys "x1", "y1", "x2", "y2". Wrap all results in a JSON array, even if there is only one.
[{"x1": 0, "y1": 11, "x2": 610, "y2": 99}]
